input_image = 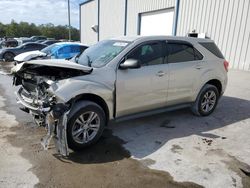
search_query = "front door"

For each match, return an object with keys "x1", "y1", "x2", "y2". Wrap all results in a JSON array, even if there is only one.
[{"x1": 116, "y1": 41, "x2": 169, "y2": 117}]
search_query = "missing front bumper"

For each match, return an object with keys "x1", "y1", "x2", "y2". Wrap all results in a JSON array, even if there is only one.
[{"x1": 16, "y1": 87, "x2": 70, "y2": 156}]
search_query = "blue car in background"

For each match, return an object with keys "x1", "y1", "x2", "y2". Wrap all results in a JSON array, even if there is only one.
[{"x1": 14, "y1": 42, "x2": 88, "y2": 63}]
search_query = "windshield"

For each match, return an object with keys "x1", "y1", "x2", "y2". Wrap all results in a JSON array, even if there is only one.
[
  {"x1": 78, "y1": 40, "x2": 130, "y2": 68},
  {"x1": 41, "y1": 43, "x2": 60, "y2": 55}
]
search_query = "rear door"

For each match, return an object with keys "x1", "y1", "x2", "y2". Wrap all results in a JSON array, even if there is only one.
[
  {"x1": 166, "y1": 41, "x2": 204, "y2": 105},
  {"x1": 116, "y1": 41, "x2": 169, "y2": 117}
]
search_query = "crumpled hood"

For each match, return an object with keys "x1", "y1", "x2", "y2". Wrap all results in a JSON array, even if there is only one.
[
  {"x1": 14, "y1": 50, "x2": 46, "y2": 62},
  {"x1": 11, "y1": 59, "x2": 93, "y2": 74}
]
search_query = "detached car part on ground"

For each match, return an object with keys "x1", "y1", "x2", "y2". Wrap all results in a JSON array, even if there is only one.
[
  {"x1": 14, "y1": 42, "x2": 88, "y2": 63},
  {"x1": 12, "y1": 36, "x2": 228, "y2": 156}
]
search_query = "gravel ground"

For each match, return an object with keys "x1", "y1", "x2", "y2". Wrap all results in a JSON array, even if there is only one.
[{"x1": 0, "y1": 61, "x2": 249, "y2": 188}]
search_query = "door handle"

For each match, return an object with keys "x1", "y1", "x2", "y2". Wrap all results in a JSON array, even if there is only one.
[
  {"x1": 156, "y1": 71, "x2": 165, "y2": 77},
  {"x1": 195, "y1": 63, "x2": 203, "y2": 70},
  {"x1": 195, "y1": 65, "x2": 203, "y2": 70}
]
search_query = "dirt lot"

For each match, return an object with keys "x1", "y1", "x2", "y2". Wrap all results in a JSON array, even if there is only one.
[{"x1": 0, "y1": 61, "x2": 249, "y2": 188}]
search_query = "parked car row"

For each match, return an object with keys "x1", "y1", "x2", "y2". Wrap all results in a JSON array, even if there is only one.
[
  {"x1": 11, "y1": 35, "x2": 228, "y2": 156},
  {"x1": 0, "y1": 35, "x2": 75, "y2": 50},
  {"x1": 0, "y1": 41, "x2": 88, "y2": 62}
]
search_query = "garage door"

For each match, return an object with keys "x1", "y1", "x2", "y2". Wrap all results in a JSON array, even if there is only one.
[{"x1": 140, "y1": 8, "x2": 174, "y2": 36}]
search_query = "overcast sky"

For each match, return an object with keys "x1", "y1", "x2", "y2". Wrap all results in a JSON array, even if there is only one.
[{"x1": 0, "y1": 0, "x2": 85, "y2": 28}]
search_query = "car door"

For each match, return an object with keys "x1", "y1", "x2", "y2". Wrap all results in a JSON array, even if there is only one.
[
  {"x1": 116, "y1": 41, "x2": 169, "y2": 117},
  {"x1": 166, "y1": 41, "x2": 204, "y2": 105}
]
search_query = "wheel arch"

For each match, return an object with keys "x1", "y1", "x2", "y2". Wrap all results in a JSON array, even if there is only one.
[
  {"x1": 205, "y1": 79, "x2": 222, "y2": 95},
  {"x1": 70, "y1": 93, "x2": 110, "y2": 125},
  {"x1": 3, "y1": 51, "x2": 15, "y2": 59}
]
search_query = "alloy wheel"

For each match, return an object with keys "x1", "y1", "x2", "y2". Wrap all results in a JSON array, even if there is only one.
[
  {"x1": 71, "y1": 111, "x2": 100, "y2": 144},
  {"x1": 201, "y1": 90, "x2": 217, "y2": 113}
]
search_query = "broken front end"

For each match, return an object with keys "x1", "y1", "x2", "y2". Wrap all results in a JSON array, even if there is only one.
[{"x1": 12, "y1": 61, "x2": 92, "y2": 156}]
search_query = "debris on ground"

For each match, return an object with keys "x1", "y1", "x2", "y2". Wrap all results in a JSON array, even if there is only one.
[{"x1": 202, "y1": 138, "x2": 213, "y2": 146}]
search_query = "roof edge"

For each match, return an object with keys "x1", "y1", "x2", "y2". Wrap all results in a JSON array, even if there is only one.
[{"x1": 79, "y1": 0, "x2": 95, "y2": 6}]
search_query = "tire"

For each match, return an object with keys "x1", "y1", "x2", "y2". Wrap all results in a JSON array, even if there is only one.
[
  {"x1": 191, "y1": 84, "x2": 219, "y2": 116},
  {"x1": 67, "y1": 101, "x2": 106, "y2": 151},
  {"x1": 3, "y1": 52, "x2": 15, "y2": 62}
]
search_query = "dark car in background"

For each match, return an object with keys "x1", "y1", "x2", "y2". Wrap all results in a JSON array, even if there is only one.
[
  {"x1": 22, "y1": 36, "x2": 47, "y2": 43},
  {"x1": 41, "y1": 40, "x2": 60, "y2": 46},
  {"x1": 0, "y1": 38, "x2": 18, "y2": 48},
  {"x1": 0, "y1": 42, "x2": 47, "y2": 62},
  {"x1": 36, "y1": 39, "x2": 47, "y2": 43}
]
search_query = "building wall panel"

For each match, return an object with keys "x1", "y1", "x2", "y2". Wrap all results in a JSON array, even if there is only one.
[
  {"x1": 99, "y1": 0, "x2": 125, "y2": 40},
  {"x1": 80, "y1": 0, "x2": 250, "y2": 70},
  {"x1": 80, "y1": 0, "x2": 98, "y2": 45},
  {"x1": 177, "y1": 0, "x2": 250, "y2": 70},
  {"x1": 126, "y1": 0, "x2": 175, "y2": 36}
]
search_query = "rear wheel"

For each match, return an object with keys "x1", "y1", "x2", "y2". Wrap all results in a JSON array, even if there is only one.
[
  {"x1": 191, "y1": 84, "x2": 219, "y2": 116},
  {"x1": 3, "y1": 52, "x2": 15, "y2": 62},
  {"x1": 67, "y1": 101, "x2": 106, "y2": 151}
]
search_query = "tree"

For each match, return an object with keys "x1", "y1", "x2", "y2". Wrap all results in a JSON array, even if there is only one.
[{"x1": 0, "y1": 20, "x2": 80, "y2": 40}]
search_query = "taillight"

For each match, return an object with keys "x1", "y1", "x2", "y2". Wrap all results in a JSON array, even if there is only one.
[{"x1": 223, "y1": 60, "x2": 229, "y2": 72}]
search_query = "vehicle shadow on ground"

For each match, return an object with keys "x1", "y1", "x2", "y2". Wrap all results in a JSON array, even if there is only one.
[
  {"x1": 58, "y1": 129, "x2": 131, "y2": 163},
  {"x1": 65, "y1": 95, "x2": 250, "y2": 164}
]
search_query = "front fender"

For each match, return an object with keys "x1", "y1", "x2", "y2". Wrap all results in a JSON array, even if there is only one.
[{"x1": 48, "y1": 79, "x2": 114, "y2": 119}]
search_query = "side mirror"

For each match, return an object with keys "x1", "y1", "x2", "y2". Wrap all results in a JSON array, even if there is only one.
[{"x1": 119, "y1": 59, "x2": 141, "y2": 69}]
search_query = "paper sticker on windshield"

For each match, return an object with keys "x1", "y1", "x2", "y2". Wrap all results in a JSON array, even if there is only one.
[{"x1": 113, "y1": 42, "x2": 128, "y2": 47}]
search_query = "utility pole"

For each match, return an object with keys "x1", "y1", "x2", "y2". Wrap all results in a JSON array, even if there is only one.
[{"x1": 68, "y1": 0, "x2": 71, "y2": 41}]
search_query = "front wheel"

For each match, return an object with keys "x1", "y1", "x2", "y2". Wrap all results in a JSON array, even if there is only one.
[
  {"x1": 67, "y1": 101, "x2": 106, "y2": 151},
  {"x1": 191, "y1": 84, "x2": 219, "y2": 116}
]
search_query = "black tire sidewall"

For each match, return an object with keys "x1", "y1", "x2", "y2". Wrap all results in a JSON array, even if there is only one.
[
  {"x1": 67, "y1": 102, "x2": 106, "y2": 151},
  {"x1": 4, "y1": 52, "x2": 14, "y2": 62},
  {"x1": 197, "y1": 85, "x2": 219, "y2": 116}
]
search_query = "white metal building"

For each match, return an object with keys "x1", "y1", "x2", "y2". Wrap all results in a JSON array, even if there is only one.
[{"x1": 80, "y1": 0, "x2": 250, "y2": 70}]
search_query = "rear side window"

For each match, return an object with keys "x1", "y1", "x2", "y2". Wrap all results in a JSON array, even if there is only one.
[
  {"x1": 70, "y1": 45, "x2": 80, "y2": 53},
  {"x1": 25, "y1": 43, "x2": 42, "y2": 49},
  {"x1": 166, "y1": 43, "x2": 203, "y2": 63},
  {"x1": 58, "y1": 46, "x2": 71, "y2": 54},
  {"x1": 199, "y1": 42, "x2": 224, "y2": 59}
]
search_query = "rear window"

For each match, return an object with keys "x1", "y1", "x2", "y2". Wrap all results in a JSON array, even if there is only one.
[
  {"x1": 199, "y1": 42, "x2": 224, "y2": 59},
  {"x1": 166, "y1": 43, "x2": 203, "y2": 63}
]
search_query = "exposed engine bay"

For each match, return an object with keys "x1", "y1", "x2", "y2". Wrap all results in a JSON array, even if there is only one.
[{"x1": 12, "y1": 60, "x2": 92, "y2": 156}]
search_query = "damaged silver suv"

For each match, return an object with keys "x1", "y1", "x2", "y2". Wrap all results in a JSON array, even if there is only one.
[{"x1": 12, "y1": 36, "x2": 228, "y2": 156}]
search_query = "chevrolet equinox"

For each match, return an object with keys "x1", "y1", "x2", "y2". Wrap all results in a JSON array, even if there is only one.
[{"x1": 12, "y1": 36, "x2": 228, "y2": 155}]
